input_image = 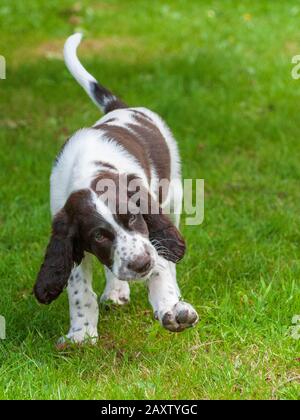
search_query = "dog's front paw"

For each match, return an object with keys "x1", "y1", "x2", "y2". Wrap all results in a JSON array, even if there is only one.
[
  {"x1": 56, "y1": 328, "x2": 98, "y2": 349},
  {"x1": 100, "y1": 282, "x2": 130, "y2": 306},
  {"x1": 160, "y1": 301, "x2": 199, "y2": 332}
]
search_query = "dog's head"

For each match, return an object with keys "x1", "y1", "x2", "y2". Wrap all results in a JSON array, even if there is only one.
[{"x1": 34, "y1": 176, "x2": 185, "y2": 305}]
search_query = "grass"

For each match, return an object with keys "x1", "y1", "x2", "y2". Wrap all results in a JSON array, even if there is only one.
[{"x1": 0, "y1": 0, "x2": 300, "y2": 400}]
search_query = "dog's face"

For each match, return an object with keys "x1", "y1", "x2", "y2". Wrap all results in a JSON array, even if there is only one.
[
  {"x1": 34, "y1": 185, "x2": 185, "y2": 305},
  {"x1": 72, "y1": 189, "x2": 157, "y2": 280}
]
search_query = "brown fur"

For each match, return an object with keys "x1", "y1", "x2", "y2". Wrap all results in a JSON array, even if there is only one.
[
  {"x1": 94, "y1": 123, "x2": 152, "y2": 181},
  {"x1": 93, "y1": 112, "x2": 171, "y2": 197},
  {"x1": 34, "y1": 210, "x2": 83, "y2": 305},
  {"x1": 130, "y1": 110, "x2": 171, "y2": 183}
]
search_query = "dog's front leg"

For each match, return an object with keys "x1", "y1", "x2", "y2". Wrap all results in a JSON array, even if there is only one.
[
  {"x1": 100, "y1": 267, "x2": 130, "y2": 306},
  {"x1": 57, "y1": 254, "x2": 99, "y2": 346},
  {"x1": 147, "y1": 256, "x2": 199, "y2": 332}
]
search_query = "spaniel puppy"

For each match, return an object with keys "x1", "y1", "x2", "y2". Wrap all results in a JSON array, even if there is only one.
[{"x1": 34, "y1": 34, "x2": 199, "y2": 344}]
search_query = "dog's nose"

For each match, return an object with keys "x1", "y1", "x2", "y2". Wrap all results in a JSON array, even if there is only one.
[{"x1": 128, "y1": 253, "x2": 152, "y2": 274}]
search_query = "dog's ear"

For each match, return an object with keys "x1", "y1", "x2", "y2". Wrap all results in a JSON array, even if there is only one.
[
  {"x1": 34, "y1": 211, "x2": 83, "y2": 305},
  {"x1": 143, "y1": 204, "x2": 186, "y2": 264},
  {"x1": 127, "y1": 182, "x2": 186, "y2": 263}
]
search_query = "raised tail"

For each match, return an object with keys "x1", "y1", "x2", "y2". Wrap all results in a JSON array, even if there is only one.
[{"x1": 63, "y1": 33, "x2": 127, "y2": 114}]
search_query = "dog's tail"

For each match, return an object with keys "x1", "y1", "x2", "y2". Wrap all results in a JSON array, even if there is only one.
[{"x1": 64, "y1": 33, "x2": 127, "y2": 114}]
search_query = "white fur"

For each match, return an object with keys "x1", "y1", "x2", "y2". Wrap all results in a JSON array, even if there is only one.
[
  {"x1": 58, "y1": 254, "x2": 98, "y2": 345},
  {"x1": 100, "y1": 267, "x2": 130, "y2": 305},
  {"x1": 64, "y1": 33, "x2": 117, "y2": 113}
]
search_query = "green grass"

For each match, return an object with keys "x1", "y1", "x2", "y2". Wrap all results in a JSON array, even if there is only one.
[{"x1": 0, "y1": 0, "x2": 300, "y2": 400}]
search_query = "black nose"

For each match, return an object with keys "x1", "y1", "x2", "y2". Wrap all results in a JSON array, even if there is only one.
[{"x1": 128, "y1": 253, "x2": 152, "y2": 274}]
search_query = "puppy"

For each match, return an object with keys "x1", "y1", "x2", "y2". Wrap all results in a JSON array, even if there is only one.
[{"x1": 34, "y1": 34, "x2": 199, "y2": 344}]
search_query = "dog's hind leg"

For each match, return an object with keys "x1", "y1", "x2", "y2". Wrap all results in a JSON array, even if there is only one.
[
  {"x1": 100, "y1": 268, "x2": 130, "y2": 306},
  {"x1": 57, "y1": 254, "x2": 99, "y2": 347}
]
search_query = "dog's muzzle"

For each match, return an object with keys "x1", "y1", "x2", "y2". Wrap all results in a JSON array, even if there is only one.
[{"x1": 116, "y1": 247, "x2": 156, "y2": 281}]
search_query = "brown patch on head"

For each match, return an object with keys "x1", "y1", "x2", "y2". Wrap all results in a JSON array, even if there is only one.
[
  {"x1": 91, "y1": 171, "x2": 149, "y2": 236},
  {"x1": 63, "y1": 189, "x2": 95, "y2": 221},
  {"x1": 91, "y1": 171, "x2": 185, "y2": 263},
  {"x1": 64, "y1": 189, "x2": 115, "y2": 268},
  {"x1": 91, "y1": 170, "x2": 118, "y2": 196},
  {"x1": 91, "y1": 170, "x2": 130, "y2": 208}
]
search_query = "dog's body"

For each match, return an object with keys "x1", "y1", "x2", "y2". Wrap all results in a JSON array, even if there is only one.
[{"x1": 34, "y1": 34, "x2": 198, "y2": 344}]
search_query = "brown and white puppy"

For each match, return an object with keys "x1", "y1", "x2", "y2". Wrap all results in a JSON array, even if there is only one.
[{"x1": 34, "y1": 34, "x2": 199, "y2": 344}]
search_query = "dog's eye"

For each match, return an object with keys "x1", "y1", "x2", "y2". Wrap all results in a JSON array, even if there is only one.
[
  {"x1": 94, "y1": 230, "x2": 105, "y2": 243},
  {"x1": 128, "y1": 214, "x2": 137, "y2": 226}
]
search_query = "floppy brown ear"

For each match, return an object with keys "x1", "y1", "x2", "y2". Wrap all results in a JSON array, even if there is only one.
[
  {"x1": 143, "y1": 211, "x2": 186, "y2": 263},
  {"x1": 34, "y1": 211, "x2": 83, "y2": 305}
]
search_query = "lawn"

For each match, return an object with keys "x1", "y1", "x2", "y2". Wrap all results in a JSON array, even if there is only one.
[{"x1": 0, "y1": 0, "x2": 299, "y2": 400}]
